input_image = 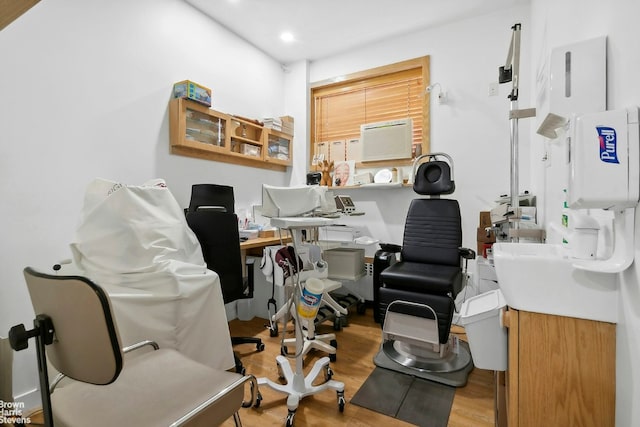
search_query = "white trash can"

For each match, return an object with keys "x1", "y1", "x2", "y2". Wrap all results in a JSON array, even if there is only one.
[
  {"x1": 460, "y1": 289, "x2": 508, "y2": 371},
  {"x1": 237, "y1": 298, "x2": 254, "y2": 321}
]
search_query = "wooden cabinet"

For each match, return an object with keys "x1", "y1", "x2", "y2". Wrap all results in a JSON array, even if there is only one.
[
  {"x1": 169, "y1": 98, "x2": 291, "y2": 171},
  {"x1": 504, "y1": 309, "x2": 615, "y2": 427}
]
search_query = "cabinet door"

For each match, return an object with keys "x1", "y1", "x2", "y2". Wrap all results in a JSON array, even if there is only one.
[
  {"x1": 170, "y1": 98, "x2": 228, "y2": 152},
  {"x1": 517, "y1": 311, "x2": 615, "y2": 427},
  {"x1": 265, "y1": 130, "x2": 292, "y2": 166},
  {"x1": 506, "y1": 309, "x2": 519, "y2": 427}
]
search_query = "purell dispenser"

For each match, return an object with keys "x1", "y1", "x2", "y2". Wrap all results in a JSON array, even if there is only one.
[{"x1": 568, "y1": 107, "x2": 640, "y2": 272}]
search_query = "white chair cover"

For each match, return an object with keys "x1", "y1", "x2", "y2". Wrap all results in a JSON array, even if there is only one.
[{"x1": 69, "y1": 178, "x2": 234, "y2": 371}]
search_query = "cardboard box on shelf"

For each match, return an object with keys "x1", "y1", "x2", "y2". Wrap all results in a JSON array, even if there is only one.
[
  {"x1": 173, "y1": 80, "x2": 212, "y2": 107},
  {"x1": 479, "y1": 211, "x2": 492, "y2": 228}
]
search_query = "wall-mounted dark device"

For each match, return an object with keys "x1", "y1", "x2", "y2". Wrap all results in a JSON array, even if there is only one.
[{"x1": 306, "y1": 172, "x2": 322, "y2": 185}]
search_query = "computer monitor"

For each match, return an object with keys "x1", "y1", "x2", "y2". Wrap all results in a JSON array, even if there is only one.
[{"x1": 262, "y1": 184, "x2": 333, "y2": 218}]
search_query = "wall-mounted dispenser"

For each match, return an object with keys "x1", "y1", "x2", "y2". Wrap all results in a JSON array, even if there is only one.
[
  {"x1": 568, "y1": 106, "x2": 640, "y2": 272},
  {"x1": 550, "y1": 36, "x2": 606, "y2": 117}
]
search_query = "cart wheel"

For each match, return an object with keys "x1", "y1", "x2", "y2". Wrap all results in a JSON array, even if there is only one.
[
  {"x1": 257, "y1": 342, "x2": 266, "y2": 351},
  {"x1": 286, "y1": 409, "x2": 296, "y2": 427},
  {"x1": 269, "y1": 324, "x2": 279, "y2": 337},
  {"x1": 340, "y1": 315, "x2": 349, "y2": 327},
  {"x1": 338, "y1": 391, "x2": 346, "y2": 412},
  {"x1": 333, "y1": 318, "x2": 342, "y2": 331},
  {"x1": 324, "y1": 365, "x2": 333, "y2": 382},
  {"x1": 281, "y1": 346, "x2": 289, "y2": 356},
  {"x1": 329, "y1": 339, "x2": 338, "y2": 362}
]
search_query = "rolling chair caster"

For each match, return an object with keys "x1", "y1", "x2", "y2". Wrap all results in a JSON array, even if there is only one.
[
  {"x1": 254, "y1": 390, "x2": 263, "y2": 408},
  {"x1": 234, "y1": 354, "x2": 246, "y2": 375},
  {"x1": 356, "y1": 301, "x2": 366, "y2": 315}
]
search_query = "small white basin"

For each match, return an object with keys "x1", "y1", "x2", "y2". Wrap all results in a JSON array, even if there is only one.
[{"x1": 492, "y1": 243, "x2": 618, "y2": 323}]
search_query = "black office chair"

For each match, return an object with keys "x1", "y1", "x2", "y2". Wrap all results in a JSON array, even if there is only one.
[
  {"x1": 188, "y1": 183, "x2": 235, "y2": 214},
  {"x1": 185, "y1": 184, "x2": 265, "y2": 375},
  {"x1": 9, "y1": 267, "x2": 257, "y2": 427},
  {"x1": 373, "y1": 153, "x2": 476, "y2": 387}
]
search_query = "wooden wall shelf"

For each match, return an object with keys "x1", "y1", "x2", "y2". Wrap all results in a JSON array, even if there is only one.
[{"x1": 169, "y1": 98, "x2": 292, "y2": 171}]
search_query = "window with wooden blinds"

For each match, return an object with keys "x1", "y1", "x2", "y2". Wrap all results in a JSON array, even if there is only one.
[{"x1": 310, "y1": 56, "x2": 430, "y2": 167}]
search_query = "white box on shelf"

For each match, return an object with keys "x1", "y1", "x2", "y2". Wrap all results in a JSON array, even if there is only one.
[{"x1": 324, "y1": 247, "x2": 365, "y2": 280}]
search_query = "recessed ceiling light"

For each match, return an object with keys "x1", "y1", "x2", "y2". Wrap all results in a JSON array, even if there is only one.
[{"x1": 280, "y1": 32, "x2": 295, "y2": 43}]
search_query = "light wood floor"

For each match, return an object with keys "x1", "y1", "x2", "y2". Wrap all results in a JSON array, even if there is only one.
[
  {"x1": 224, "y1": 309, "x2": 495, "y2": 427},
  {"x1": 24, "y1": 309, "x2": 495, "y2": 427}
]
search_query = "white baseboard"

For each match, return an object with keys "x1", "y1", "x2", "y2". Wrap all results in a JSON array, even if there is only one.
[{"x1": 13, "y1": 387, "x2": 41, "y2": 413}]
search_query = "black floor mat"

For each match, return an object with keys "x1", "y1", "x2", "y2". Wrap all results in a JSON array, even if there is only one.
[{"x1": 351, "y1": 367, "x2": 456, "y2": 427}]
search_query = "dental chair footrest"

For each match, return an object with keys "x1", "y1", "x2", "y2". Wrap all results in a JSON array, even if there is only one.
[{"x1": 379, "y1": 288, "x2": 454, "y2": 345}]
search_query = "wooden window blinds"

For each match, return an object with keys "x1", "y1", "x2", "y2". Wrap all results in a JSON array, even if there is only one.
[{"x1": 310, "y1": 56, "x2": 430, "y2": 166}]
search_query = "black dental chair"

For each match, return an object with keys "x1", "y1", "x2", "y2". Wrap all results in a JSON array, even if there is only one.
[
  {"x1": 373, "y1": 153, "x2": 475, "y2": 387},
  {"x1": 185, "y1": 184, "x2": 265, "y2": 375}
]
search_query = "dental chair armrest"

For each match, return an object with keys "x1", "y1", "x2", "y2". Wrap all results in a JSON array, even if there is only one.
[
  {"x1": 379, "y1": 243, "x2": 402, "y2": 253},
  {"x1": 459, "y1": 247, "x2": 476, "y2": 260}
]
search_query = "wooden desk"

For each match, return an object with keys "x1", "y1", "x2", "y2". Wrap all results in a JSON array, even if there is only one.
[
  {"x1": 240, "y1": 235, "x2": 290, "y2": 252},
  {"x1": 241, "y1": 235, "x2": 292, "y2": 258}
]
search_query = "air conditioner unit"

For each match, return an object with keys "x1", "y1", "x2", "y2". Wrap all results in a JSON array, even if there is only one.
[{"x1": 361, "y1": 118, "x2": 413, "y2": 162}]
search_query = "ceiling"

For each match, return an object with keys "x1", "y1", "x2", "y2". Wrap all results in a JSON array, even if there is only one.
[{"x1": 185, "y1": 0, "x2": 528, "y2": 64}]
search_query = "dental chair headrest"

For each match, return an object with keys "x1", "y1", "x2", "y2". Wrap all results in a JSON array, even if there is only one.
[{"x1": 413, "y1": 161, "x2": 455, "y2": 195}]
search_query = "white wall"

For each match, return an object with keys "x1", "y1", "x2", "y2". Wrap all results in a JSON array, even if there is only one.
[
  {"x1": 529, "y1": 1, "x2": 640, "y2": 425},
  {"x1": 283, "y1": 60, "x2": 310, "y2": 186},
  {"x1": 307, "y1": 4, "x2": 532, "y2": 256},
  {"x1": 7, "y1": 0, "x2": 635, "y2": 423},
  {"x1": 0, "y1": 0, "x2": 287, "y2": 406}
]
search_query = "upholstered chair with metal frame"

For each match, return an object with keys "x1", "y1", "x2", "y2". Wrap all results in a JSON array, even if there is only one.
[{"x1": 9, "y1": 267, "x2": 258, "y2": 427}]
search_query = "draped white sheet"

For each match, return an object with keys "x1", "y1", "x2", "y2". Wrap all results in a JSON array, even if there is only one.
[{"x1": 68, "y1": 178, "x2": 234, "y2": 371}]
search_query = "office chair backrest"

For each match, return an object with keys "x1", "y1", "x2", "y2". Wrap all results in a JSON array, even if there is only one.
[
  {"x1": 23, "y1": 267, "x2": 123, "y2": 385},
  {"x1": 185, "y1": 210, "x2": 247, "y2": 303},
  {"x1": 188, "y1": 184, "x2": 235, "y2": 213}
]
